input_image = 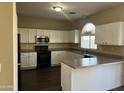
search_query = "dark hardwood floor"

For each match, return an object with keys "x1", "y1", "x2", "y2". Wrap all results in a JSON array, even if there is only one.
[
  {"x1": 20, "y1": 66, "x2": 124, "y2": 91},
  {"x1": 109, "y1": 86, "x2": 124, "y2": 91},
  {"x1": 20, "y1": 66, "x2": 61, "y2": 91}
]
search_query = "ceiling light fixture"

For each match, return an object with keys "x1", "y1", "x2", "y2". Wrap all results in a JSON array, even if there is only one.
[{"x1": 53, "y1": 6, "x2": 63, "y2": 12}]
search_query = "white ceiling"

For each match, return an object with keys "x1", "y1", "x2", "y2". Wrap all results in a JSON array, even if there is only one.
[{"x1": 17, "y1": 2, "x2": 123, "y2": 21}]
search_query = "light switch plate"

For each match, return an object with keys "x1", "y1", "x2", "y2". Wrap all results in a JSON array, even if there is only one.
[{"x1": 0, "y1": 64, "x2": 1, "y2": 72}]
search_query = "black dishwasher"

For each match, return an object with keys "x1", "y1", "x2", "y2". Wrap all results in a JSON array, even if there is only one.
[{"x1": 35, "y1": 45, "x2": 51, "y2": 68}]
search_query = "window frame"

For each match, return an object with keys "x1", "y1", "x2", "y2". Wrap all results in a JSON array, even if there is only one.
[{"x1": 81, "y1": 23, "x2": 97, "y2": 49}]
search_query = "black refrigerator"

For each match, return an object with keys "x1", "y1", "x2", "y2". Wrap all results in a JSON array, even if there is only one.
[{"x1": 18, "y1": 34, "x2": 21, "y2": 90}]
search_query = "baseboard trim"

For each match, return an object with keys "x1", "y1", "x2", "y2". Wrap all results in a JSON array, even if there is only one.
[
  {"x1": 21, "y1": 66, "x2": 36, "y2": 70},
  {"x1": 51, "y1": 64, "x2": 60, "y2": 67}
]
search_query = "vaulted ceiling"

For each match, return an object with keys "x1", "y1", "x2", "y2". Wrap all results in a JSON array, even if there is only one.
[{"x1": 17, "y1": 2, "x2": 123, "y2": 22}]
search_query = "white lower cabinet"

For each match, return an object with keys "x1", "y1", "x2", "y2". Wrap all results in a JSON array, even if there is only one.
[
  {"x1": 51, "y1": 52, "x2": 60, "y2": 66},
  {"x1": 21, "y1": 52, "x2": 37, "y2": 69},
  {"x1": 21, "y1": 53, "x2": 29, "y2": 68},
  {"x1": 61, "y1": 62, "x2": 124, "y2": 91},
  {"x1": 51, "y1": 51, "x2": 65, "y2": 66},
  {"x1": 28, "y1": 53, "x2": 37, "y2": 67}
]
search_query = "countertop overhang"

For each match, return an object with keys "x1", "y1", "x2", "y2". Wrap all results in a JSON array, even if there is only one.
[{"x1": 58, "y1": 51, "x2": 124, "y2": 69}]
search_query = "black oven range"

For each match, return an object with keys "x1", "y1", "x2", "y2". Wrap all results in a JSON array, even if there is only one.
[{"x1": 35, "y1": 45, "x2": 51, "y2": 68}]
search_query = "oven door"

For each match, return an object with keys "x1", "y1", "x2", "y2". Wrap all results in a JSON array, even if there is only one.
[{"x1": 37, "y1": 51, "x2": 51, "y2": 68}]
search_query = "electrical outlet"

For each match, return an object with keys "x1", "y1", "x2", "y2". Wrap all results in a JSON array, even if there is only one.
[
  {"x1": 123, "y1": 49, "x2": 124, "y2": 53},
  {"x1": 111, "y1": 47, "x2": 114, "y2": 51},
  {"x1": 99, "y1": 47, "x2": 102, "y2": 50}
]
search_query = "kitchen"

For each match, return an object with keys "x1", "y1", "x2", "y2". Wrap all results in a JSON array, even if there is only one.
[
  {"x1": 16, "y1": 2, "x2": 124, "y2": 91},
  {"x1": 1, "y1": 2, "x2": 124, "y2": 91}
]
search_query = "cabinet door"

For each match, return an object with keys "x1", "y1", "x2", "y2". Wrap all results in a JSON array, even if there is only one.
[
  {"x1": 74, "y1": 30, "x2": 80, "y2": 43},
  {"x1": 29, "y1": 29, "x2": 36, "y2": 43},
  {"x1": 59, "y1": 31, "x2": 72, "y2": 43},
  {"x1": 70, "y1": 31, "x2": 75, "y2": 43},
  {"x1": 61, "y1": 31, "x2": 74, "y2": 43},
  {"x1": 51, "y1": 52, "x2": 57, "y2": 65},
  {"x1": 55, "y1": 31, "x2": 61, "y2": 42},
  {"x1": 50, "y1": 31, "x2": 56, "y2": 43},
  {"x1": 21, "y1": 53, "x2": 29, "y2": 68},
  {"x1": 68, "y1": 31, "x2": 74, "y2": 43},
  {"x1": 37, "y1": 29, "x2": 44, "y2": 36},
  {"x1": 43, "y1": 30, "x2": 50, "y2": 38},
  {"x1": 28, "y1": 53, "x2": 37, "y2": 67},
  {"x1": 65, "y1": 31, "x2": 71, "y2": 43},
  {"x1": 51, "y1": 52, "x2": 61, "y2": 65},
  {"x1": 50, "y1": 30, "x2": 80, "y2": 43},
  {"x1": 95, "y1": 25, "x2": 106, "y2": 45},
  {"x1": 95, "y1": 22, "x2": 124, "y2": 45},
  {"x1": 59, "y1": 31, "x2": 66, "y2": 43},
  {"x1": 70, "y1": 30, "x2": 80, "y2": 43},
  {"x1": 105, "y1": 22, "x2": 121, "y2": 45},
  {"x1": 50, "y1": 31, "x2": 61, "y2": 43},
  {"x1": 19, "y1": 28, "x2": 29, "y2": 43}
]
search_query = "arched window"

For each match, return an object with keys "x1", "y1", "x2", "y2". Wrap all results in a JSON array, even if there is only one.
[{"x1": 81, "y1": 22, "x2": 97, "y2": 49}]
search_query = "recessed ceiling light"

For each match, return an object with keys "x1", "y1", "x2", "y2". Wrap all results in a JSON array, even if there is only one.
[{"x1": 53, "y1": 6, "x2": 63, "y2": 12}]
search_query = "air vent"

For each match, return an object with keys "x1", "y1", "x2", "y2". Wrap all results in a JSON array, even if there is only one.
[{"x1": 69, "y1": 12, "x2": 76, "y2": 14}]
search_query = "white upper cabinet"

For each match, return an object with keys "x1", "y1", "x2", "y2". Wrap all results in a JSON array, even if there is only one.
[
  {"x1": 36, "y1": 29, "x2": 44, "y2": 36},
  {"x1": 74, "y1": 30, "x2": 80, "y2": 43},
  {"x1": 43, "y1": 30, "x2": 50, "y2": 38},
  {"x1": 59, "y1": 31, "x2": 70, "y2": 43},
  {"x1": 18, "y1": 28, "x2": 29, "y2": 43},
  {"x1": 69, "y1": 31, "x2": 74, "y2": 43},
  {"x1": 95, "y1": 22, "x2": 124, "y2": 45},
  {"x1": 50, "y1": 30, "x2": 77, "y2": 43},
  {"x1": 29, "y1": 29, "x2": 36, "y2": 43},
  {"x1": 19, "y1": 28, "x2": 80, "y2": 43},
  {"x1": 95, "y1": 25, "x2": 106, "y2": 45},
  {"x1": 37, "y1": 29, "x2": 50, "y2": 38},
  {"x1": 49, "y1": 30, "x2": 55, "y2": 43},
  {"x1": 71, "y1": 30, "x2": 80, "y2": 43}
]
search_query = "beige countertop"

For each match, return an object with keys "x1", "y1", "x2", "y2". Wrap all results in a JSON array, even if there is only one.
[
  {"x1": 21, "y1": 49, "x2": 36, "y2": 52},
  {"x1": 57, "y1": 51, "x2": 124, "y2": 69},
  {"x1": 21, "y1": 48, "x2": 124, "y2": 69},
  {"x1": 21, "y1": 48, "x2": 73, "y2": 52}
]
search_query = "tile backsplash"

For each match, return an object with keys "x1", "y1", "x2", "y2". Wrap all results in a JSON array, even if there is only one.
[
  {"x1": 21, "y1": 43, "x2": 124, "y2": 57},
  {"x1": 21, "y1": 43, "x2": 35, "y2": 50},
  {"x1": 97, "y1": 45, "x2": 124, "y2": 56},
  {"x1": 71, "y1": 44, "x2": 124, "y2": 57},
  {"x1": 20, "y1": 43, "x2": 79, "y2": 50}
]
